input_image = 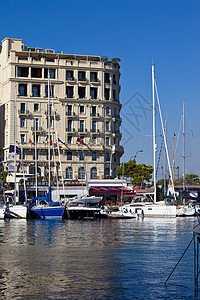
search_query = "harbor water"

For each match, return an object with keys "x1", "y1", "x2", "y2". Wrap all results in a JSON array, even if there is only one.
[{"x1": 0, "y1": 217, "x2": 199, "y2": 299}]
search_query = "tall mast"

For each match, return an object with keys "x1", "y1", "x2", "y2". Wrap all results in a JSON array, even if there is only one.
[
  {"x1": 48, "y1": 69, "x2": 51, "y2": 189},
  {"x1": 164, "y1": 120, "x2": 167, "y2": 195},
  {"x1": 152, "y1": 65, "x2": 156, "y2": 203},
  {"x1": 173, "y1": 133, "x2": 175, "y2": 187},
  {"x1": 14, "y1": 85, "x2": 17, "y2": 205},
  {"x1": 35, "y1": 118, "x2": 38, "y2": 198},
  {"x1": 182, "y1": 102, "x2": 185, "y2": 191}
]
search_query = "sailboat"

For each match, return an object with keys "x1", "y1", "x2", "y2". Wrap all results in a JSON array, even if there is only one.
[
  {"x1": 123, "y1": 65, "x2": 177, "y2": 217},
  {"x1": 28, "y1": 71, "x2": 65, "y2": 219}
]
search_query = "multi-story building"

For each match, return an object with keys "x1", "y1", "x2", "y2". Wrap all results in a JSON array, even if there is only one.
[{"x1": 0, "y1": 37, "x2": 124, "y2": 181}]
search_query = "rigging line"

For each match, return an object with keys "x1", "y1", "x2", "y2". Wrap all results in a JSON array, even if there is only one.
[
  {"x1": 156, "y1": 133, "x2": 164, "y2": 179},
  {"x1": 172, "y1": 114, "x2": 183, "y2": 169}
]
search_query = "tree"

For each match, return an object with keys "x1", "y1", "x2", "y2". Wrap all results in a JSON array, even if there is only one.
[
  {"x1": 176, "y1": 174, "x2": 200, "y2": 185},
  {"x1": 116, "y1": 159, "x2": 153, "y2": 185}
]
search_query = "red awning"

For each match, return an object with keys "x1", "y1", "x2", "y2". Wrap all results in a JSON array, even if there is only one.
[{"x1": 90, "y1": 186, "x2": 136, "y2": 195}]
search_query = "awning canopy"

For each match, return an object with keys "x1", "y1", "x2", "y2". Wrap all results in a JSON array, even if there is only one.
[{"x1": 90, "y1": 186, "x2": 136, "y2": 195}]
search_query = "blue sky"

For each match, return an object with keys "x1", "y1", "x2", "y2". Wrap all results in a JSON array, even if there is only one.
[{"x1": 0, "y1": 0, "x2": 200, "y2": 178}]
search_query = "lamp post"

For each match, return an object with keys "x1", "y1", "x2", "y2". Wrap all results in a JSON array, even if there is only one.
[{"x1": 130, "y1": 150, "x2": 143, "y2": 160}]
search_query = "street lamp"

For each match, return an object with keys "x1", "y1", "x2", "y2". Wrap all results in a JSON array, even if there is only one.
[{"x1": 130, "y1": 150, "x2": 143, "y2": 160}]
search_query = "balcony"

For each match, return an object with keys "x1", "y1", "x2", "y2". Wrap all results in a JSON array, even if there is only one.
[
  {"x1": 90, "y1": 113, "x2": 100, "y2": 118},
  {"x1": 66, "y1": 128, "x2": 76, "y2": 133},
  {"x1": 90, "y1": 78, "x2": 99, "y2": 85},
  {"x1": 66, "y1": 111, "x2": 76, "y2": 117},
  {"x1": 18, "y1": 109, "x2": 30, "y2": 117},
  {"x1": 45, "y1": 111, "x2": 57, "y2": 119},
  {"x1": 31, "y1": 127, "x2": 44, "y2": 134},
  {"x1": 78, "y1": 78, "x2": 87, "y2": 84},
  {"x1": 90, "y1": 129, "x2": 100, "y2": 135},
  {"x1": 66, "y1": 77, "x2": 76, "y2": 83},
  {"x1": 78, "y1": 128, "x2": 87, "y2": 134}
]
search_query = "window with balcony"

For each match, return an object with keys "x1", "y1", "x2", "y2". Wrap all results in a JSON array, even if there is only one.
[
  {"x1": 113, "y1": 89, "x2": 116, "y2": 100},
  {"x1": 44, "y1": 69, "x2": 55, "y2": 79},
  {"x1": 66, "y1": 70, "x2": 74, "y2": 80},
  {"x1": 80, "y1": 106, "x2": 84, "y2": 114},
  {"x1": 67, "y1": 105, "x2": 72, "y2": 116},
  {"x1": 80, "y1": 120, "x2": 84, "y2": 132},
  {"x1": 106, "y1": 121, "x2": 109, "y2": 131},
  {"x1": 20, "y1": 134, "x2": 25, "y2": 144},
  {"x1": 67, "y1": 152, "x2": 72, "y2": 161},
  {"x1": 18, "y1": 84, "x2": 27, "y2": 96},
  {"x1": 106, "y1": 137, "x2": 109, "y2": 146},
  {"x1": 91, "y1": 106, "x2": 96, "y2": 116},
  {"x1": 67, "y1": 120, "x2": 72, "y2": 132},
  {"x1": 20, "y1": 103, "x2": 25, "y2": 114},
  {"x1": 33, "y1": 150, "x2": 39, "y2": 160},
  {"x1": 20, "y1": 118, "x2": 25, "y2": 128},
  {"x1": 66, "y1": 86, "x2": 73, "y2": 98},
  {"x1": 91, "y1": 167, "x2": 97, "y2": 179},
  {"x1": 92, "y1": 152, "x2": 97, "y2": 161},
  {"x1": 105, "y1": 88, "x2": 110, "y2": 100},
  {"x1": 104, "y1": 168, "x2": 110, "y2": 178},
  {"x1": 90, "y1": 72, "x2": 98, "y2": 82},
  {"x1": 78, "y1": 167, "x2": 85, "y2": 179},
  {"x1": 79, "y1": 151, "x2": 84, "y2": 161},
  {"x1": 105, "y1": 153, "x2": 110, "y2": 161},
  {"x1": 67, "y1": 136, "x2": 72, "y2": 144},
  {"x1": 78, "y1": 71, "x2": 86, "y2": 81},
  {"x1": 92, "y1": 120, "x2": 96, "y2": 132},
  {"x1": 31, "y1": 68, "x2": 42, "y2": 78},
  {"x1": 18, "y1": 67, "x2": 29, "y2": 77},
  {"x1": 66, "y1": 167, "x2": 73, "y2": 179},
  {"x1": 78, "y1": 87, "x2": 85, "y2": 99},
  {"x1": 90, "y1": 88, "x2": 97, "y2": 99},
  {"x1": 106, "y1": 107, "x2": 110, "y2": 115},
  {"x1": 34, "y1": 103, "x2": 39, "y2": 112},
  {"x1": 105, "y1": 73, "x2": 110, "y2": 83},
  {"x1": 19, "y1": 150, "x2": 25, "y2": 160},
  {"x1": 45, "y1": 85, "x2": 54, "y2": 97},
  {"x1": 113, "y1": 74, "x2": 117, "y2": 85},
  {"x1": 92, "y1": 137, "x2": 96, "y2": 144},
  {"x1": 32, "y1": 85, "x2": 40, "y2": 97}
]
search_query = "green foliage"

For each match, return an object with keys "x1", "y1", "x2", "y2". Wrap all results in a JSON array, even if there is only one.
[
  {"x1": 116, "y1": 159, "x2": 153, "y2": 185},
  {"x1": 111, "y1": 57, "x2": 121, "y2": 62},
  {"x1": 176, "y1": 174, "x2": 200, "y2": 185},
  {"x1": 101, "y1": 56, "x2": 108, "y2": 62}
]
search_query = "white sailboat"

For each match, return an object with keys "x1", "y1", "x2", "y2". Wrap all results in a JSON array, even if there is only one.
[{"x1": 123, "y1": 65, "x2": 177, "y2": 217}]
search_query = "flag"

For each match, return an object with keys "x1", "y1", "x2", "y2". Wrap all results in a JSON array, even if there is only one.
[
  {"x1": 7, "y1": 162, "x2": 15, "y2": 171},
  {"x1": 77, "y1": 137, "x2": 86, "y2": 145},
  {"x1": 29, "y1": 139, "x2": 35, "y2": 145},
  {"x1": 9, "y1": 145, "x2": 20, "y2": 154},
  {"x1": 8, "y1": 154, "x2": 15, "y2": 160},
  {"x1": 58, "y1": 138, "x2": 67, "y2": 147},
  {"x1": 50, "y1": 140, "x2": 53, "y2": 145}
]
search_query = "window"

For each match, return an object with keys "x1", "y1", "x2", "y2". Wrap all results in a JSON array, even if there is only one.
[
  {"x1": 33, "y1": 150, "x2": 39, "y2": 160},
  {"x1": 92, "y1": 137, "x2": 96, "y2": 144},
  {"x1": 34, "y1": 134, "x2": 39, "y2": 144},
  {"x1": 34, "y1": 119, "x2": 39, "y2": 130},
  {"x1": 31, "y1": 68, "x2": 42, "y2": 78},
  {"x1": 20, "y1": 103, "x2": 25, "y2": 114},
  {"x1": 80, "y1": 106, "x2": 84, "y2": 114},
  {"x1": 113, "y1": 89, "x2": 116, "y2": 100},
  {"x1": 79, "y1": 151, "x2": 84, "y2": 161},
  {"x1": 92, "y1": 152, "x2": 97, "y2": 161},
  {"x1": 105, "y1": 152, "x2": 110, "y2": 161},
  {"x1": 67, "y1": 105, "x2": 72, "y2": 116},
  {"x1": 46, "y1": 151, "x2": 53, "y2": 160},
  {"x1": 20, "y1": 134, "x2": 25, "y2": 144},
  {"x1": 66, "y1": 70, "x2": 74, "y2": 80},
  {"x1": 78, "y1": 71, "x2": 86, "y2": 81},
  {"x1": 91, "y1": 167, "x2": 97, "y2": 179},
  {"x1": 45, "y1": 85, "x2": 54, "y2": 97},
  {"x1": 44, "y1": 69, "x2": 55, "y2": 79},
  {"x1": 104, "y1": 168, "x2": 110, "y2": 178},
  {"x1": 34, "y1": 104, "x2": 39, "y2": 112},
  {"x1": 32, "y1": 85, "x2": 40, "y2": 97},
  {"x1": 105, "y1": 73, "x2": 110, "y2": 83},
  {"x1": 90, "y1": 88, "x2": 97, "y2": 99},
  {"x1": 106, "y1": 121, "x2": 109, "y2": 131},
  {"x1": 66, "y1": 167, "x2": 73, "y2": 179},
  {"x1": 67, "y1": 136, "x2": 72, "y2": 144},
  {"x1": 47, "y1": 117, "x2": 53, "y2": 129},
  {"x1": 91, "y1": 106, "x2": 96, "y2": 116},
  {"x1": 20, "y1": 118, "x2": 25, "y2": 128},
  {"x1": 19, "y1": 150, "x2": 25, "y2": 160},
  {"x1": 18, "y1": 67, "x2": 28, "y2": 77},
  {"x1": 80, "y1": 120, "x2": 84, "y2": 132},
  {"x1": 78, "y1": 167, "x2": 85, "y2": 179},
  {"x1": 113, "y1": 74, "x2": 117, "y2": 84},
  {"x1": 106, "y1": 137, "x2": 109, "y2": 146},
  {"x1": 92, "y1": 121, "x2": 96, "y2": 132},
  {"x1": 67, "y1": 120, "x2": 72, "y2": 132},
  {"x1": 78, "y1": 87, "x2": 85, "y2": 99},
  {"x1": 105, "y1": 88, "x2": 110, "y2": 100},
  {"x1": 67, "y1": 152, "x2": 72, "y2": 160},
  {"x1": 106, "y1": 107, "x2": 110, "y2": 115},
  {"x1": 90, "y1": 72, "x2": 98, "y2": 82},
  {"x1": 18, "y1": 84, "x2": 27, "y2": 96},
  {"x1": 66, "y1": 86, "x2": 73, "y2": 98}
]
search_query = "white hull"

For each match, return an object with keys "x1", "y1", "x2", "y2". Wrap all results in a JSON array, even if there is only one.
[
  {"x1": 123, "y1": 203, "x2": 177, "y2": 217},
  {"x1": 0, "y1": 205, "x2": 27, "y2": 219}
]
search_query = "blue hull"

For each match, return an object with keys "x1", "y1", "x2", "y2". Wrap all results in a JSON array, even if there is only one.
[{"x1": 30, "y1": 206, "x2": 65, "y2": 219}]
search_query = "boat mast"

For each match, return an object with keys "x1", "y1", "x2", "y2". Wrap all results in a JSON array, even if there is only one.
[
  {"x1": 14, "y1": 85, "x2": 17, "y2": 205},
  {"x1": 152, "y1": 65, "x2": 157, "y2": 203},
  {"x1": 48, "y1": 69, "x2": 51, "y2": 191},
  {"x1": 173, "y1": 133, "x2": 175, "y2": 187},
  {"x1": 182, "y1": 102, "x2": 185, "y2": 192},
  {"x1": 164, "y1": 120, "x2": 167, "y2": 195},
  {"x1": 35, "y1": 118, "x2": 38, "y2": 198}
]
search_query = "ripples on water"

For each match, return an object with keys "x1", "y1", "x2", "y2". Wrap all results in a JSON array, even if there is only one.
[{"x1": 0, "y1": 217, "x2": 199, "y2": 299}]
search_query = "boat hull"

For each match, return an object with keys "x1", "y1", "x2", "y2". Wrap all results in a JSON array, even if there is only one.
[
  {"x1": 0, "y1": 205, "x2": 27, "y2": 219},
  {"x1": 66, "y1": 207, "x2": 101, "y2": 220},
  {"x1": 30, "y1": 206, "x2": 65, "y2": 219},
  {"x1": 123, "y1": 203, "x2": 177, "y2": 217}
]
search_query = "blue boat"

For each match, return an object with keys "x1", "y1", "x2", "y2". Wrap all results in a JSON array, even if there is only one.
[{"x1": 29, "y1": 188, "x2": 65, "y2": 219}]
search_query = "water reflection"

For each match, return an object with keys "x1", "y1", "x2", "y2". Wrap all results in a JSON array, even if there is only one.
[{"x1": 0, "y1": 217, "x2": 199, "y2": 299}]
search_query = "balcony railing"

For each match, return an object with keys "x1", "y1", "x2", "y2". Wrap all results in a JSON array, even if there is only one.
[
  {"x1": 66, "y1": 111, "x2": 75, "y2": 117},
  {"x1": 90, "y1": 113, "x2": 99, "y2": 118},
  {"x1": 18, "y1": 109, "x2": 30, "y2": 116},
  {"x1": 66, "y1": 128, "x2": 75, "y2": 133}
]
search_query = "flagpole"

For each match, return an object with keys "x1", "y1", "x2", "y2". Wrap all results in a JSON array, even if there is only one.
[{"x1": 14, "y1": 85, "x2": 17, "y2": 205}]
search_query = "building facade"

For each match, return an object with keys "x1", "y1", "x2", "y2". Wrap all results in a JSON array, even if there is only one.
[{"x1": 0, "y1": 37, "x2": 124, "y2": 181}]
